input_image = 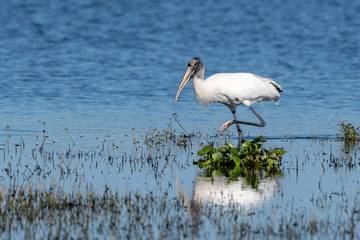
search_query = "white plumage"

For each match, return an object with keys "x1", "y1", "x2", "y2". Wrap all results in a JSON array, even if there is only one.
[
  {"x1": 193, "y1": 73, "x2": 281, "y2": 107},
  {"x1": 175, "y1": 57, "x2": 282, "y2": 146}
]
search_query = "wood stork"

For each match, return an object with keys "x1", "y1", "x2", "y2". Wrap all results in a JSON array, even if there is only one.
[{"x1": 175, "y1": 57, "x2": 282, "y2": 147}]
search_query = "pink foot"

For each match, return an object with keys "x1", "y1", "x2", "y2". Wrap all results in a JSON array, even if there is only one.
[{"x1": 217, "y1": 120, "x2": 234, "y2": 135}]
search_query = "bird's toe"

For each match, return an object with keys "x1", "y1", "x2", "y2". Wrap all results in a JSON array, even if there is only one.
[{"x1": 217, "y1": 120, "x2": 234, "y2": 135}]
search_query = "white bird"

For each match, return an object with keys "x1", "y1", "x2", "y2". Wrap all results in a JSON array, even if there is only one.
[{"x1": 175, "y1": 57, "x2": 282, "y2": 146}]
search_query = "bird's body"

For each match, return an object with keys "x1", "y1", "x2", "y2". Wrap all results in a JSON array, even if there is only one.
[
  {"x1": 192, "y1": 73, "x2": 281, "y2": 107},
  {"x1": 175, "y1": 57, "x2": 282, "y2": 147}
]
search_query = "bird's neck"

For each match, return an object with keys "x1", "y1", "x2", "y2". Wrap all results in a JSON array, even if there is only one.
[
  {"x1": 192, "y1": 66, "x2": 205, "y2": 83},
  {"x1": 192, "y1": 67, "x2": 209, "y2": 105},
  {"x1": 195, "y1": 66, "x2": 205, "y2": 80},
  {"x1": 192, "y1": 67, "x2": 205, "y2": 89}
]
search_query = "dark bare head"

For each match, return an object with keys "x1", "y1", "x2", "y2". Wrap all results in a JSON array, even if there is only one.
[
  {"x1": 187, "y1": 57, "x2": 203, "y2": 74},
  {"x1": 175, "y1": 57, "x2": 204, "y2": 102}
]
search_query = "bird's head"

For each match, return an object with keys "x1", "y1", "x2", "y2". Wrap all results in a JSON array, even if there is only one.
[{"x1": 175, "y1": 57, "x2": 203, "y2": 102}]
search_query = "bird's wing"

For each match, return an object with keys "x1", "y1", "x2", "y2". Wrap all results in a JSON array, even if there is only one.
[
  {"x1": 253, "y1": 74, "x2": 283, "y2": 93},
  {"x1": 206, "y1": 73, "x2": 281, "y2": 107}
]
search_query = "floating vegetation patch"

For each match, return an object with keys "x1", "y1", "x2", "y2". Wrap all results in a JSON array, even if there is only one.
[
  {"x1": 194, "y1": 136, "x2": 286, "y2": 186},
  {"x1": 196, "y1": 136, "x2": 286, "y2": 169}
]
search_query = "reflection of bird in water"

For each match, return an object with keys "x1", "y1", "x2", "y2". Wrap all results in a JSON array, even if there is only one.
[
  {"x1": 175, "y1": 57, "x2": 282, "y2": 147},
  {"x1": 176, "y1": 175, "x2": 280, "y2": 218},
  {"x1": 192, "y1": 175, "x2": 279, "y2": 207}
]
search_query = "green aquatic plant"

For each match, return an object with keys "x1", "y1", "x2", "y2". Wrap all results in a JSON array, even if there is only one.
[
  {"x1": 338, "y1": 121, "x2": 360, "y2": 142},
  {"x1": 195, "y1": 136, "x2": 286, "y2": 185},
  {"x1": 196, "y1": 136, "x2": 286, "y2": 168}
]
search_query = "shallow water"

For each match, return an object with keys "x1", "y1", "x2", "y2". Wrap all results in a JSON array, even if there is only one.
[{"x1": 1, "y1": 0, "x2": 360, "y2": 238}]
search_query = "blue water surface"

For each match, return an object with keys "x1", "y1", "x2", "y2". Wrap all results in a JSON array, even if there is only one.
[
  {"x1": 0, "y1": 0, "x2": 359, "y2": 139},
  {"x1": 0, "y1": 1, "x2": 360, "y2": 238}
]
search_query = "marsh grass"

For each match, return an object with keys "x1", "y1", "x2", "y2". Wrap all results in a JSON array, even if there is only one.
[
  {"x1": 143, "y1": 126, "x2": 192, "y2": 148},
  {"x1": 0, "y1": 183, "x2": 360, "y2": 239},
  {"x1": 338, "y1": 120, "x2": 360, "y2": 142}
]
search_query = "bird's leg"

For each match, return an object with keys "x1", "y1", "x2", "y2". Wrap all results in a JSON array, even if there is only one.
[
  {"x1": 217, "y1": 107, "x2": 243, "y2": 148},
  {"x1": 232, "y1": 110, "x2": 243, "y2": 147},
  {"x1": 218, "y1": 106, "x2": 266, "y2": 136}
]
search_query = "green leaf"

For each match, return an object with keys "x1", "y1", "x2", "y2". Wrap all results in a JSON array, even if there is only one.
[
  {"x1": 228, "y1": 165, "x2": 241, "y2": 181},
  {"x1": 225, "y1": 142, "x2": 234, "y2": 149},
  {"x1": 232, "y1": 165, "x2": 241, "y2": 174},
  {"x1": 212, "y1": 169, "x2": 223, "y2": 178},
  {"x1": 231, "y1": 154, "x2": 242, "y2": 165},
  {"x1": 212, "y1": 152, "x2": 223, "y2": 161},
  {"x1": 202, "y1": 145, "x2": 214, "y2": 154},
  {"x1": 217, "y1": 146, "x2": 228, "y2": 153},
  {"x1": 242, "y1": 141, "x2": 251, "y2": 149},
  {"x1": 253, "y1": 136, "x2": 264, "y2": 143},
  {"x1": 197, "y1": 150, "x2": 205, "y2": 156},
  {"x1": 198, "y1": 161, "x2": 208, "y2": 168},
  {"x1": 272, "y1": 149, "x2": 287, "y2": 157},
  {"x1": 232, "y1": 148, "x2": 240, "y2": 155}
]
